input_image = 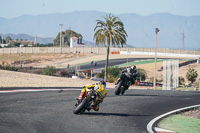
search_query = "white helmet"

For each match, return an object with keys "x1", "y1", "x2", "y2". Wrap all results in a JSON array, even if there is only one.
[{"x1": 131, "y1": 65, "x2": 136, "y2": 70}]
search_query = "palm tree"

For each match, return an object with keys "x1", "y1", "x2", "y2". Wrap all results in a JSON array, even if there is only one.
[{"x1": 94, "y1": 14, "x2": 127, "y2": 81}]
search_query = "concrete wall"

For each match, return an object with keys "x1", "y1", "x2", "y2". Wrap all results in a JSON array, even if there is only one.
[{"x1": 0, "y1": 47, "x2": 200, "y2": 55}]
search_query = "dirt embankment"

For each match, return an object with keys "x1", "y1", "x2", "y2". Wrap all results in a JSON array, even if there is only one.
[
  {"x1": 0, "y1": 53, "x2": 199, "y2": 87},
  {"x1": 0, "y1": 69, "x2": 115, "y2": 88},
  {"x1": 182, "y1": 107, "x2": 200, "y2": 119}
]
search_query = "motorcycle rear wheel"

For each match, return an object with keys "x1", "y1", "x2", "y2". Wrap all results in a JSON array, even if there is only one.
[
  {"x1": 73, "y1": 98, "x2": 89, "y2": 114},
  {"x1": 115, "y1": 81, "x2": 123, "y2": 95}
]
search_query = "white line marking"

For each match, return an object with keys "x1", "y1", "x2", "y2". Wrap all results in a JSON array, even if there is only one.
[
  {"x1": 0, "y1": 89, "x2": 81, "y2": 93},
  {"x1": 155, "y1": 127, "x2": 176, "y2": 133},
  {"x1": 147, "y1": 104, "x2": 200, "y2": 133}
]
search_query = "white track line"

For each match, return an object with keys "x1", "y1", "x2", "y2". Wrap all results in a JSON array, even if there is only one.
[
  {"x1": 147, "y1": 104, "x2": 200, "y2": 133},
  {"x1": 154, "y1": 127, "x2": 176, "y2": 133},
  {"x1": 0, "y1": 88, "x2": 81, "y2": 93}
]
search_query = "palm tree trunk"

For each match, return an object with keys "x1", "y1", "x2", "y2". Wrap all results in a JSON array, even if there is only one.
[{"x1": 104, "y1": 46, "x2": 110, "y2": 81}]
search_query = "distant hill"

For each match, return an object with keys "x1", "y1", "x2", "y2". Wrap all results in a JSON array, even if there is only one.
[
  {"x1": 0, "y1": 33, "x2": 134, "y2": 48},
  {"x1": 0, "y1": 11, "x2": 200, "y2": 50},
  {"x1": 0, "y1": 33, "x2": 110, "y2": 47},
  {"x1": 0, "y1": 33, "x2": 53, "y2": 44}
]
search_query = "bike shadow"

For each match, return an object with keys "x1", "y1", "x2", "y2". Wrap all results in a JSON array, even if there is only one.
[{"x1": 83, "y1": 112, "x2": 149, "y2": 117}]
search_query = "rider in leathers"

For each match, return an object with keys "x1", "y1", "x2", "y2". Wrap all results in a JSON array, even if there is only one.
[
  {"x1": 77, "y1": 81, "x2": 107, "y2": 111},
  {"x1": 122, "y1": 65, "x2": 137, "y2": 85}
]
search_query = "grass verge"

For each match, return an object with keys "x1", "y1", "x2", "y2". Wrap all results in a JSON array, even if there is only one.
[{"x1": 158, "y1": 114, "x2": 200, "y2": 133}]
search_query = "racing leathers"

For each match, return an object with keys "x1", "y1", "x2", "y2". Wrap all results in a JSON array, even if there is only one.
[
  {"x1": 78, "y1": 83, "x2": 107, "y2": 111},
  {"x1": 122, "y1": 66, "x2": 137, "y2": 85}
]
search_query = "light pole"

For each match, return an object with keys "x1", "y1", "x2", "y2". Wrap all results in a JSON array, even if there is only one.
[
  {"x1": 75, "y1": 51, "x2": 80, "y2": 76},
  {"x1": 59, "y1": 24, "x2": 63, "y2": 54},
  {"x1": 154, "y1": 28, "x2": 159, "y2": 89},
  {"x1": 1, "y1": 36, "x2": 4, "y2": 44},
  {"x1": 127, "y1": 47, "x2": 129, "y2": 66},
  {"x1": 20, "y1": 52, "x2": 23, "y2": 68}
]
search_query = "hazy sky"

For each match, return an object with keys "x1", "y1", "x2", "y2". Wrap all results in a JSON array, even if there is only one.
[{"x1": 1, "y1": 0, "x2": 200, "y2": 18}]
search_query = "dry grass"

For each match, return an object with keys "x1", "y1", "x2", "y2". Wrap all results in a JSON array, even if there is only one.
[
  {"x1": 182, "y1": 107, "x2": 200, "y2": 119},
  {"x1": 0, "y1": 53, "x2": 199, "y2": 85}
]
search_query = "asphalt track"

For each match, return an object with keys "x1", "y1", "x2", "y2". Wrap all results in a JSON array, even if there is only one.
[
  {"x1": 74, "y1": 58, "x2": 158, "y2": 70},
  {"x1": 0, "y1": 88, "x2": 199, "y2": 133}
]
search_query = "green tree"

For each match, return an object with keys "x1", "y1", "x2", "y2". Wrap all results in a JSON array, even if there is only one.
[
  {"x1": 6, "y1": 36, "x2": 12, "y2": 44},
  {"x1": 12, "y1": 42, "x2": 20, "y2": 47},
  {"x1": 53, "y1": 30, "x2": 82, "y2": 47},
  {"x1": 94, "y1": 14, "x2": 127, "y2": 81},
  {"x1": 0, "y1": 36, "x2": 5, "y2": 44},
  {"x1": 0, "y1": 36, "x2": 2, "y2": 43},
  {"x1": 24, "y1": 44, "x2": 28, "y2": 47},
  {"x1": 186, "y1": 68, "x2": 198, "y2": 83}
]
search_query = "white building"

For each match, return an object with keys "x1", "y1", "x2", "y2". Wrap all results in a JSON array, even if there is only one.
[
  {"x1": 70, "y1": 36, "x2": 86, "y2": 48},
  {"x1": 0, "y1": 44, "x2": 9, "y2": 47}
]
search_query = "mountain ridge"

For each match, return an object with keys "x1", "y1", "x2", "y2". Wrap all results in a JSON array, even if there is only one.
[{"x1": 0, "y1": 11, "x2": 200, "y2": 50}]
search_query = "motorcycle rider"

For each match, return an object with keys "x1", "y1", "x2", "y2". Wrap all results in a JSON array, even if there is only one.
[
  {"x1": 122, "y1": 65, "x2": 137, "y2": 85},
  {"x1": 77, "y1": 80, "x2": 107, "y2": 111}
]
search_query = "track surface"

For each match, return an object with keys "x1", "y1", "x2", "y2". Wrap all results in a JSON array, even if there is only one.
[
  {"x1": 0, "y1": 88, "x2": 199, "y2": 133},
  {"x1": 76, "y1": 58, "x2": 156, "y2": 70}
]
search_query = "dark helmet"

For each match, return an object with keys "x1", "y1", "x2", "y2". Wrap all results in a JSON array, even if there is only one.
[{"x1": 99, "y1": 80, "x2": 106, "y2": 87}]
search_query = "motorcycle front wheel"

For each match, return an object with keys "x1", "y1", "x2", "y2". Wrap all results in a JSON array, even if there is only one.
[
  {"x1": 121, "y1": 88, "x2": 126, "y2": 95},
  {"x1": 73, "y1": 98, "x2": 89, "y2": 114},
  {"x1": 115, "y1": 81, "x2": 123, "y2": 95},
  {"x1": 121, "y1": 85, "x2": 129, "y2": 95}
]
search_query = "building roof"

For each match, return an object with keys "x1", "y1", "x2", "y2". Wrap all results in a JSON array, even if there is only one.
[{"x1": 71, "y1": 36, "x2": 78, "y2": 39}]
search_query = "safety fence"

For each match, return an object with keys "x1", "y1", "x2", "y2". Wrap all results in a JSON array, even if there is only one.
[{"x1": 0, "y1": 47, "x2": 200, "y2": 55}]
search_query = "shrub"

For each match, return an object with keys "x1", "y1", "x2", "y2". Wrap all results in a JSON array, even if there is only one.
[
  {"x1": 56, "y1": 69, "x2": 71, "y2": 77},
  {"x1": 179, "y1": 76, "x2": 185, "y2": 85},
  {"x1": 186, "y1": 68, "x2": 198, "y2": 83},
  {"x1": 95, "y1": 69, "x2": 105, "y2": 79},
  {"x1": 149, "y1": 77, "x2": 158, "y2": 83},
  {"x1": 107, "y1": 74, "x2": 116, "y2": 83},
  {"x1": 136, "y1": 69, "x2": 146, "y2": 81},
  {"x1": 95, "y1": 66, "x2": 121, "y2": 82},
  {"x1": 0, "y1": 64, "x2": 19, "y2": 71},
  {"x1": 42, "y1": 66, "x2": 56, "y2": 76}
]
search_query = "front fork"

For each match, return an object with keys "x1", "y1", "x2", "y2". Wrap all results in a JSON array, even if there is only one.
[{"x1": 75, "y1": 98, "x2": 82, "y2": 107}]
